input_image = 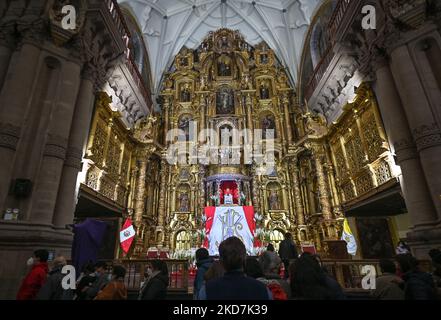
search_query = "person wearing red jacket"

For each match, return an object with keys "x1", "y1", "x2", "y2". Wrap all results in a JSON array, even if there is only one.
[{"x1": 16, "y1": 249, "x2": 49, "y2": 300}]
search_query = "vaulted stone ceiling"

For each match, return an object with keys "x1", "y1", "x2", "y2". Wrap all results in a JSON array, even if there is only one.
[{"x1": 118, "y1": 0, "x2": 322, "y2": 93}]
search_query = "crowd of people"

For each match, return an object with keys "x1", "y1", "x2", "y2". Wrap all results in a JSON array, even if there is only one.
[{"x1": 15, "y1": 234, "x2": 441, "y2": 300}]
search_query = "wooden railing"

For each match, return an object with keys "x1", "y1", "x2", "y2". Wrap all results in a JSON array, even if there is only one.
[
  {"x1": 322, "y1": 259, "x2": 433, "y2": 291},
  {"x1": 328, "y1": 0, "x2": 352, "y2": 42},
  {"x1": 104, "y1": 259, "x2": 192, "y2": 293},
  {"x1": 104, "y1": 0, "x2": 152, "y2": 107},
  {"x1": 98, "y1": 258, "x2": 433, "y2": 297},
  {"x1": 304, "y1": 0, "x2": 352, "y2": 101},
  {"x1": 304, "y1": 45, "x2": 334, "y2": 101}
]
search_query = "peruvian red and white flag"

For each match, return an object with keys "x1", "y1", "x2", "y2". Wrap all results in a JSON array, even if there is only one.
[{"x1": 120, "y1": 218, "x2": 135, "y2": 254}]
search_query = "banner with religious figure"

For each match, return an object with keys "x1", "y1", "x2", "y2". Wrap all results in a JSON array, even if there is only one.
[{"x1": 204, "y1": 206, "x2": 255, "y2": 255}]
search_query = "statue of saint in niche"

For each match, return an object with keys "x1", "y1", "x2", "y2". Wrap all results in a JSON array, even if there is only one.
[
  {"x1": 180, "y1": 83, "x2": 191, "y2": 102},
  {"x1": 260, "y1": 81, "x2": 270, "y2": 99},
  {"x1": 261, "y1": 53, "x2": 269, "y2": 64},
  {"x1": 180, "y1": 56, "x2": 189, "y2": 67},
  {"x1": 218, "y1": 59, "x2": 232, "y2": 77},
  {"x1": 178, "y1": 193, "x2": 190, "y2": 212},
  {"x1": 178, "y1": 116, "x2": 191, "y2": 140},
  {"x1": 217, "y1": 35, "x2": 232, "y2": 51},
  {"x1": 216, "y1": 88, "x2": 234, "y2": 115},
  {"x1": 269, "y1": 190, "x2": 280, "y2": 210},
  {"x1": 262, "y1": 115, "x2": 276, "y2": 138},
  {"x1": 180, "y1": 169, "x2": 190, "y2": 180}
]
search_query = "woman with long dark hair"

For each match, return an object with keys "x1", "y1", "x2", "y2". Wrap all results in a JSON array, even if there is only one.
[{"x1": 289, "y1": 254, "x2": 336, "y2": 300}]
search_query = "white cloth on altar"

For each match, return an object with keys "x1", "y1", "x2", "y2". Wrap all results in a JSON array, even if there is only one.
[{"x1": 208, "y1": 206, "x2": 254, "y2": 256}]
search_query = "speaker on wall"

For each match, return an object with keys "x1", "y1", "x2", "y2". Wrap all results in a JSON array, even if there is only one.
[{"x1": 11, "y1": 179, "x2": 33, "y2": 198}]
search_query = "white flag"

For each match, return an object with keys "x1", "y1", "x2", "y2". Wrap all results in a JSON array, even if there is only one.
[{"x1": 341, "y1": 219, "x2": 357, "y2": 256}]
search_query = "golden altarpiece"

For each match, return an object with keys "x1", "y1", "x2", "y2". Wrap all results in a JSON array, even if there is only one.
[{"x1": 81, "y1": 30, "x2": 398, "y2": 258}]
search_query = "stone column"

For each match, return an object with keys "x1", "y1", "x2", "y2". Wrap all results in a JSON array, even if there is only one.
[
  {"x1": 282, "y1": 95, "x2": 293, "y2": 143},
  {"x1": 31, "y1": 60, "x2": 82, "y2": 224},
  {"x1": 390, "y1": 45, "x2": 441, "y2": 219},
  {"x1": 311, "y1": 144, "x2": 333, "y2": 221},
  {"x1": 374, "y1": 55, "x2": 438, "y2": 226},
  {"x1": 0, "y1": 43, "x2": 41, "y2": 210},
  {"x1": 53, "y1": 73, "x2": 95, "y2": 228},
  {"x1": 0, "y1": 25, "x2": 15, "y2": 90}
]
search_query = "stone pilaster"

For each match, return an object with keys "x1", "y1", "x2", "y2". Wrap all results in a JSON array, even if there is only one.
[
  {"x1": 53, "y1": 72, "x2": 95, "y2": 228},
  {"x1": 0, "y1": 23, "x2": 15, "y2": 90},
  {"x1": 31, "y1": 61, "x2": 82, "y2": 225},
  {"x1": 0, "y1": 43, "x2": 41, "y2": 211},
  {"x1": 373, "y1": 52, "x2": 441, "y2": 257},
  {"x1": 389, "y1": 44, "x2": 441, "y2": 220}
]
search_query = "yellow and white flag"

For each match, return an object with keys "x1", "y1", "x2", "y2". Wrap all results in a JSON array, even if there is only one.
[{"x1": 341, "y1": 219, "x2": 357, "y2": 256}]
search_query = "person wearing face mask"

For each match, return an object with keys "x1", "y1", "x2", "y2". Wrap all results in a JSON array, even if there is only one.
[
  {"x1": 84, "y1": 261, "x2": 109, "y2": 300},
  {"x1": 36, "y1": 256, "x2": 70, "y2": 300},
  {"x1": 94, "y1": 265, "x2": 127, "y2": 300},
  {"x1": 17, "y1": 249, "x2": 49, "y2": 300},
  {"x1": 138, "y1": 260, "x2": 169, "y2": 300}
]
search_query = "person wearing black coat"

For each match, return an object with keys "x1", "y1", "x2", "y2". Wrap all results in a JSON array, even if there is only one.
[
  {"x1": 36, "y1": 256, "x2": 68, "y2": 300},
  {"x1": 396, "y1": 254, "x2": 438, "y2": 300},
  {"x1": 278, "y1": 232, "x2": 298, "y2": 279},
  {"x1": 139, "y1": 260, "x2": 169, "y2": 300},
  {"x1": 193, "y1": 248, "x2": 213, "y2": 300}
]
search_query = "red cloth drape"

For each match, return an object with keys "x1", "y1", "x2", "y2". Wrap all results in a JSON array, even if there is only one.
[
  {"x1": 203, "y1": 207, "x2": 216, "y2": 248},
  {"x1": 243, "y1": 206, "x2": 259, "y2": 247}
]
